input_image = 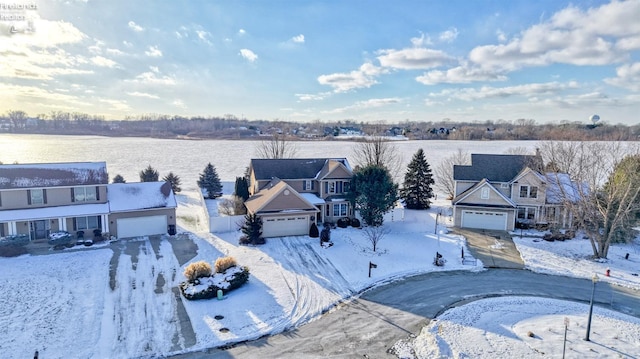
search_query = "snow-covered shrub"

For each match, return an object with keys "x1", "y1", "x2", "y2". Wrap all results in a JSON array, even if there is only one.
[
  {"x1": 337, "y1": 217, "x2": 351, "y2": 228},
  {"x1": 184, "y1": 260, "x2": 212, "y2": 282},
  {"x1": 351, "y1": 218, "x2": 361, "y2": 228},
  {"x1": 214, "y1": 256, "x2": 237, "y2": 273},
  {"x1": 180, "y1": 265, "x2": 250, "y2": 300}
]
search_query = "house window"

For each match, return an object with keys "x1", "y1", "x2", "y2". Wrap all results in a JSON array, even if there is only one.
[
  {"x1": 29, "y1": 189, "x2": 46, "y2": 205},
  {"x1": 74, "y1": 216, "x2": 101, "y2": 230},
  {"x1": 304, "y1": 180, "x2": 313, "y2": 191},
  {"x1": 519, "y1": 185, "x2": 538, "y2": 198},
  {"x1": 329, "y1": 182, "x2": 335, "y2": 193},
  {"x1": 72, "y1": 186, "x2": 98, "y2": 202},
  {"x1": 481, "y1": 188, "x2": 490, "y2": 199},
  {"x1": 333, "y1": 203, "x2": 348, "y2": 217},
  {"x1": 500, "y1": 183, "x2": 509, "y2": 189},
  {"x1": 0, "y1": 223, "x2": 5, "y2": 237},
  {"x1": 343, "y1": 181, "x2": 350, "y2": 192},
  {"x1": 517, "y1": 207, "x2": 536, "y2": 220}
]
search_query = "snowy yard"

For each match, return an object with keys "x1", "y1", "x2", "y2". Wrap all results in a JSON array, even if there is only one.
[{"x1": 2, "y1": 196, "x2": 640, "y2": 358}]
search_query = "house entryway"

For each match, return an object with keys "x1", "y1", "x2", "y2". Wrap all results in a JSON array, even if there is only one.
[
  {"x1": 454, "y1": 228, "x2": 524, "y2": 269},
  {"x1": 30, "y1": 220, "x2": 49, "y2": 240}
]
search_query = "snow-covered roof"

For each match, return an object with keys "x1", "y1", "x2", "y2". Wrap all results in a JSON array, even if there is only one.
[
  {"x1": 299, "y1": 193, "x2": 325, "y2": 205},
  {"x1": 545, "y1": 173, "x2": 585, "y2": 204},
  {"x1": 0, "y1": 203, "x2": 109, "y2": 222},
  {"x1": 108, "y1": 182, "x2": 177, "y2": 212},
  {"x1": 0, "y1": 162, "x2": 108, "y2": 189}
]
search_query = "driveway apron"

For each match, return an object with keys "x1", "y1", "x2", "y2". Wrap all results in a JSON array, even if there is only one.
[{"x1": 453, "y1": 228, "x2": 525, "y2": 269}]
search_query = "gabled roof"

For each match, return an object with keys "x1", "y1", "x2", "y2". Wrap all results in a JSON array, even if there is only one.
[
  {"x1": 454, "y1": 154, "x2": 542, "y2": 183},
  {"x1": 250, "y1": 158, "x2": 351, "y2": 181},
  {"x1": 245, "y1": 180, "x2": 318, "y2": 214},
  {"x1": 512, "y1": 166, "x2": 546, "y2": 184},
  {"x1": 108, "y1": 181, "x2": 177, "y2": 212},
  {"x1": 0, "y1": 162, "x2": 108, "y2": 189},
  {"x1": 453, "y1": 178, "x2": 516, "y2": 207}
]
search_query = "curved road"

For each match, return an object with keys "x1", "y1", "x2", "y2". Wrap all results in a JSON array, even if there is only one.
[{"x1": 173, "y1": 269, "x2": 640, "y2": 358}]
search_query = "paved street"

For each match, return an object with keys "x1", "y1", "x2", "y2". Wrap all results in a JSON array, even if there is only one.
[{"x1": 172, "y1": 269, "x2": 640, "y2": 358}]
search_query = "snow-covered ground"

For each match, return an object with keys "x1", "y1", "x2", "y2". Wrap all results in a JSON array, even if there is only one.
[{"x1": 2, "y1": 194, "x2": 640, "y2": 358}]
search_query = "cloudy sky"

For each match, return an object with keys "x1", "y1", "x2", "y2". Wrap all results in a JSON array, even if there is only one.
[{"x1": 1, "y1": 0, "x2": 639, "y2": 125}]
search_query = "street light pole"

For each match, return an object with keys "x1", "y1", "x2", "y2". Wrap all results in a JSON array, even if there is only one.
[{"x1": 585, "y1": 273, "x2": 599, "y2": 341}]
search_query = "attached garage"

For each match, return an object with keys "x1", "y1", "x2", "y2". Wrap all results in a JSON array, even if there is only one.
[
  {"x1": 262, "y1": 215, "x2": 310, "y2": 238},
  {"x1": 461, "y1": 210, "x2": 508, "y2": 231},
  {"x1": 116, "y1": 215, "x2": 168, "y2": 238}
]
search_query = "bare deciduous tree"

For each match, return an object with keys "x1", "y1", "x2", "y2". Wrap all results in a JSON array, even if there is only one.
[
  {"x1": 351, "y1": 137, "x2": 402, "y2": 176},
  {"x1": 540, "y1": 141, "x2": 640, "y2": 258},
  {"x1": 362, "y1": 225, "x2": 390, "y2": 252},
  {"x1": 255, "y1": 134, "x2": 297, "y2": 159},
  {"x1": 434, "y1": 148, "x2": 470, "y2": 200}
]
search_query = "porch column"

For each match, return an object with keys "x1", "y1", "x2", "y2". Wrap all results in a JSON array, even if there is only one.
[
  {"x1": 102, "y1": 214, "x2": 109, "y2": 233},
  {"x1": 58, "y1": 217, "x2": 66, "y2": 231},
  {"x1": 9, "y1": 221, "x2": 17, "y2": 235}
]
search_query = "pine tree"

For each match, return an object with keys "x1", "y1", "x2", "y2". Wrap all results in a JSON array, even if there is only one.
[
  {"x1": 163, "y1": 172, "x2": 182, "y2": 193},
  {"x1": 234, "y1": 176, "x2": 250, "y2": 201},
  {"x1": 197, "y1": 162, "x2": 222, "y2": 199},
  {"x1": 139, "y1": 165, "x2": 159, "y2": 182},
  {"x1": 112, "y1": 174, "x2": 126, "y2": 183},
  {"x1": 240, "y1": 213, "x2": 264, "y2": 245},
  {"x1": 347, "y1": 165, "x2": 399, "y2": 226},
  {"x1": 400, "y1": 148, "x2": 435, "y2": 209}
]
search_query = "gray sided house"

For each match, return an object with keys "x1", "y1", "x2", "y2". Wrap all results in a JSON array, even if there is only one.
[
  {"x1": 246, "y1": 158, "x2": 353, "y2": 238},
  {"x1": 0, "y1": 162, "x2": 176, "y2": 241},
  {"x1": 452, "y1": 154, "x2": 576, "y2": 231}
]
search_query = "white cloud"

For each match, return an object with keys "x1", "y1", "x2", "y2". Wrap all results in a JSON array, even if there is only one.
[
  {"x1": 469, "y1": 1, "x2": 640, "y2": 71},
  {"x1": 416, "y1": 65, "x2": 507, "y2": 85},
  {"x1": 377, "y1": 48, "x2": 453, "y2": 70},
  {"x1": 127, "y1": 91, "x2": 160, "y2": 99},
  {"x1": 604, "y1": 62, "x2": 640, "y2": 92},
  {"x1": 239, "y1": 48, "x2": 258, "y2": 62},
  {"x1": 238, "y1": 29, "x2": 246, "y2": 35},
  {"x1": 122, "y1": 41, "x2": 133, "y2": 48},
  {"x1": 318, "y1": 62, "x2": 386, "y2": 92},
  {"x1": 324, "y1": 97, "x2": 402, "y2": 114},
  {"x1": 291, "y1": 34, "x2": 305, "y2": 43},
  {"x1": 106, "y1": 48, "x2": 124, "y2": 56},
  {"x1": 428, "y1": 81, "x2": 579, "y2": 101},
  {"x1": 90, "y1": 56, "x2": 117, "y2": 68},
  {"x1": 410, "y1": 33, "x2": 432, "y2": 47},
  {"x1": 172, "y1": 99, "x2": 186, "y2": 109},
  {"x1": 496, "y1": 30, "x2": 507, "y2": 43},
  {"x1": 130, "y1": 71, "x2": 176, "y2": 85},
  {"x1": 295, "y1": 93, "x2": 327, "y2": 101},
  {"x1": 145, "y1": 45, "x2": 162, "y2": 57},
  {"x1": 196, "y1": 30, "x2": 213, "y2": 45},
  {"x1": 99, "y1": 99, "x2": 130, "y2": 111},
  {"x1": 439, "y1": 27, "x2": 459, "y2": 43},
  {"x1": 128, "y1": 21, "x2": 144, "y2": 32}
]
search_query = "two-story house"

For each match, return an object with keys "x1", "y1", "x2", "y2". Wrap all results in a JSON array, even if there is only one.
[
  {"x1": 0, "y1": 162, "x2": 177, "y2": 240},
  {"x1": 245, "y1": 158, "x2": 353, "y2": 238},
  {"x1": 452, "y1": 154, "x2": 576, "y2": 231}
]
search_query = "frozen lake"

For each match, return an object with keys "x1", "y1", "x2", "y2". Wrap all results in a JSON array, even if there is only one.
[{"x1": 0, "y1": 134, "x2": 540, "y2": 191}]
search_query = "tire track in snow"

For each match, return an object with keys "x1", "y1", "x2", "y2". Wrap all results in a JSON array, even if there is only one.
[{"x1": 273, "y1": 237, "x2": 354, "y2": 328}]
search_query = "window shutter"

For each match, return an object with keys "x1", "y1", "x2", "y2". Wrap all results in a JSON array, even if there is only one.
[
  {"x1": 311, "y1": 181, "x2": 314, "y2": 190},
  {"x1": 96, "y1": 186, "x2": 100, "y2": 201},
  {"x1": 27, "y1": 190, "x2": 31, "y2": 205},
  {"x1": 43, "y1": 189, "x2": 47, "y2": 204},
  {"x1": 324, "y1": 182, "x2": 328, "y2": 194},
  {"x1": 72, "y1": 218, "x2": 77, "y2": 231},
  {"x1": 71, "y1": 188, "x2": 75, "y2": 202}
]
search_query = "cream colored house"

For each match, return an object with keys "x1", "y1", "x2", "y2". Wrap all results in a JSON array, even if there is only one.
[
  {"x1": 0, "y1": 162, "x2": 176, "y2": 240},
  {"x1": 453, "y1": 154, "x2": 576, "y2": 231},
  {"x1": 246, "y1": 158, "x2": 353, "y2": 238}
]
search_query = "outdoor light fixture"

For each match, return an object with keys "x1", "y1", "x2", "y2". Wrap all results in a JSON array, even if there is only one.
[{"x1": 585, "y1": 273, "x2": 599, "y2": 341}]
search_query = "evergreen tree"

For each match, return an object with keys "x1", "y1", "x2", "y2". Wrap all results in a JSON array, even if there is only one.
[
  {"x1": 112, "y1": 174, "x2": 126, "y2": 183},
  {"x1": 234, "y1": 176, "x2": 250, "y2": 201},
  {"x1": 139, "y1": 165, "x2": 159, "y2": 182},
  {"x1": 347, "y1": 165, "x2": 399, "y2": 226},
  {"x1": 197, "y1": 162, "x2": 222, "y2": 199},
  {"x1": 163, "y1": 172, "x2": 182, "y2": 193},
  {"x1": 400, "y1": 148, "x2": 435, "y2": 209},
  {"x1": 240, "y1": 213, "x2": 265, "y2": 245}
]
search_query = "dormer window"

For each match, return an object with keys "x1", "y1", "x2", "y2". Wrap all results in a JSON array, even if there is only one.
[
  {"x1": 304, "y1": 180, "x2": 314, "y2": 191},
  {"x1": 519, "y1": 185, "x2": 538, "y2": 198}
]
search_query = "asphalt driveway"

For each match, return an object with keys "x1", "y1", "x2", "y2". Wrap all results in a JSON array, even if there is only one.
[{"x1": 453, "y1": 228, "x2": 525, "y2": 269}]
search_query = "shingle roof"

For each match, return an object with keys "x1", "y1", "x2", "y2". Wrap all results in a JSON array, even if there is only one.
[
  {"x1": 108, "y1": 181, "x2": 177, "y2": 212},
  {"x1": 453, "y1": 154, "x2": 541, "y2": 182},
  {"x1": 0, "y1": 162, "x2": 108, "y2": 189},
  {"x1": 250, "y1": 158, "x2": 350, "y2": 180}
]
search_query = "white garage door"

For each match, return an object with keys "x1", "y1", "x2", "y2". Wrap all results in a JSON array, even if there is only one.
[
  {"x1": 117, "y1": 215, "x2": 167, "y2": 238},
  {"x1": 262, "y1": 216, "x2": 309, "y2": 238},
  {"x1": 461, "y1": 210, "x2": 507, "y2": 231}
]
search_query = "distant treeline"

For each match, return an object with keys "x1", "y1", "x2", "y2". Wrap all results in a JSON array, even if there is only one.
[{"x1": 1, "y1": 110, "x2": 638, "y2": 141}]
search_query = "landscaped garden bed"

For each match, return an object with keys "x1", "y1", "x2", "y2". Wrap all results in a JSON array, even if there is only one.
[{"x1": 179, "y1": 257, "x2": 250, "y2": 300}]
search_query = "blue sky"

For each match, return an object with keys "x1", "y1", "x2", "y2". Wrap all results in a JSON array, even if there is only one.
[{"x1": 1, "y1": 0, "x2": 639, "y2": 125}]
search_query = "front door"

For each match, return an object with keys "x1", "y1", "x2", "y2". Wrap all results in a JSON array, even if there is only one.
[{"x1": 30, "y1": 220, "x2": 49, "y2": 239}]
